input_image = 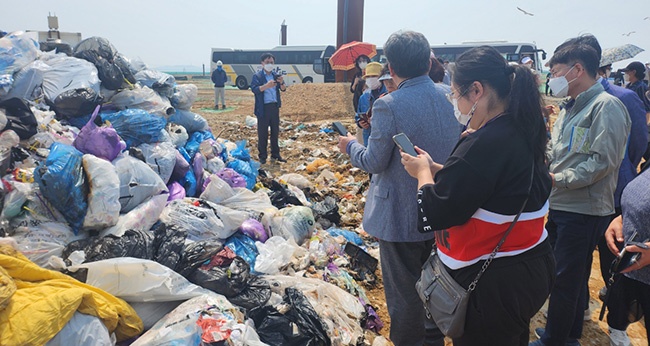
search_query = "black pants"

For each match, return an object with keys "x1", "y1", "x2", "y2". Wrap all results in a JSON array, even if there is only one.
[
  {"x1": 606, "y1": 275, "x2": 650, "y2": 335},
  {"x1": 257, "y1": 103, "x2": 280, "y2": 161}
]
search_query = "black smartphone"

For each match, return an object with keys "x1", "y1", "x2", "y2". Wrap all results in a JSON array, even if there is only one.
[
  {"x1": 332, "y1": 121, "x2": 348, "y2": 136},
  {"x1": 392, "y1": 133, "x2": 418, "y2": 156},
  {"x1": 611, "y1": 247, "x2": 641, "y2": 273}
]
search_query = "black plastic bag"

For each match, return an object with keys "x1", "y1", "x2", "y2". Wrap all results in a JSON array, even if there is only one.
[
  {"x1": 227, "y1": 276, "x2": 272, "y2": 310},
  {"x1": 62, "y1": 229, "x2": 154, "y2": 265},
  {"x1": 249, "y1": 287, "x2": 331, "y2": 346},
  {"x1": 310, "y1": 196, "x2": 341, "y2": 225},
  {"x1": 188, "y1": 256, "x2": 250, "y2": 297},
  {"x1": 152, "y1": 222, "x2": 187, "y2": 271},
  {"x1": 344, "y1": 242, "x2": 378, "y2": 284},
  {"x1": 51, "y1": 88, "x2": 103, "y2": 119},
  {"x1": 73, "y1": 37, "x2": 128, "y2": 90},
  {"x1": 176, "y1": 240, "x2": 223, "y2": 278},
  {"x1": 0, "y1": 98, "x2": 37, "y2": 139},
  {"x1": 268, "y1": 179, "x2": 304, "y2": 209}
]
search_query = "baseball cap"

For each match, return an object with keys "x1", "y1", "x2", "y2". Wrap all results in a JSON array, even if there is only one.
[
  {"x1": 521, "y1": 57, "x2": 532, "y2": 64},
  {"x1": 622, "y1": 61, "x2": 645, "y2": 74},
  {"x1": 378, "y1": 73, "x2": 392, "y2": 81},
  {"x1": 216, "y1": 60, "x2": 223, "y2": 66}
]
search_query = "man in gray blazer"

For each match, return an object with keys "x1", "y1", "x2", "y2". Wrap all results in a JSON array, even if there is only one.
[{"x1": 338, "y1": 31, "x2": 461, "y2": 346}]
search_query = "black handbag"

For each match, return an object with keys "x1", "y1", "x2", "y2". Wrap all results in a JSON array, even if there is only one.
[{"x1": 415, "y1": 163, "x2": 534, "y2": 338}]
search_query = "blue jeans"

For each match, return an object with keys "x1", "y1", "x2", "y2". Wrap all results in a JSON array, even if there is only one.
[{"x1": 541, "y1": 210, "x2": 610, "y2": 345}]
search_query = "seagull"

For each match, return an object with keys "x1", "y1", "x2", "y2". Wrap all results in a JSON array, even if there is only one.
[
  {"x1": 517, "y1": 7, "x2": 534, "y2": 16},
  {"x1": 622, "y1": 31, "x2": 636, "y2": 36},
  {"x1": 644, "y1": 16, "x2": 650, "y2": 20}
]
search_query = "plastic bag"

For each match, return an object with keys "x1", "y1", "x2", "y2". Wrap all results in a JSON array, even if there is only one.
[
  {"x1": 134, "y1": 69, "x2": 175, "y2": 98},
  {"x1": 63, "y1": 229, "x2": 154, "y2": 264},
  {"x1": 0, "y1": 31, "x2": 40, "y2": 93},
  {"x1": 227, "y1": 159, "x2": 260, "y2": 190},
  {"x1": 100, "y1": 109, "x2": 167, "y2": 148},
  {"x1": 201, "y1": 175, "x2": 277, "y2": 219},
  {"x1": 269, "y1": 206, "x2": 315, "y2": 245},
  {"x1": 230, "y1": 140, "x2": 251, "y2": 161},
  {"x1": 169, "y1": 109, "x2": 209, "y2": 134},
  {"x1": 311, "y1": 195, "x2": 341, "y2": 226},
  {"x1": 170, "y1": 84, "x2": 198, "y2": 110},
  {"x1": 166, "y1": 181, "x2": 186, "y2": 201},
  {"x1": 227, "y1": 276, "x2": 272, "y2": 311},
  {"x1": 239, "y1": 219, "x2": 269, "y2": 243},
  {"x1": 166, "y1": 122, "x2": 188, "y2": 148},
  {"x1": 73, "y1": 36, "x2": 132, "y2": 90},
  {"x1": 12, "y1": 222, "x2": 87, "y2": 268},
  {"x1": 225, "y1": 232, "x2": 259, "y2": 270},
  {"x1": 193, "y1": 152, "x2": 205, "y2": 195},
  {"x1": 82, "y1": 154, "x2": 120, "y2": 229},
  {"x1": 176, "y1": 240, "x2": 224, "y2": 278},
  {"x1": 0, "y1": 98, "x2": 38, "y2": 139},
  {"x1": 184, "y1": 130, "x2": 214, "y2": 159},
  {"x1": 171, "y1": 149, "x2": 190, "y2": 181},
  {"x1": 2, "y1": 60, "x2": 46, "y2": 102},
  {"x1": 159, "y1": 198, "x2": 248, "y2": 242},
  {"x1": 151, "y1": 221, "x2": 187, "y2": 271},
  {"x1": 327, "y1": 228, "x2": 363, "y2": 246},
  {"x1": 137, "y1": 141, "x2": 176, "y2": 184},
  {"x1": 99, "y1": 193, "x2": 168, "y2": 238},
  {"x1": 279, "y1": 173, "x2": 312, "y2": 189},
  {"x1": 45, "y1": 312, "x2": 113, "y2": 346},
  {"x1": 249, "y1": 287, "x2": 331, "y2": 346},
  {"x1": 254, "y1": 236, "x2": 301, "y2": 274},
  {"x1": 108, "y1": 85, "x2": 175, "y2": 118},
  {"x1": 40, "y1": 54, "x2": 102, "y2": 118},
  {"x1": 73, "y1": 106, "x2": 124, "y2": 161},
  {"x1": 181, "y1": 167, "x2": 197, "y2": 198},
  {"x1": 34, "y1": 143, "x2": 88, "y2": 234},
  {"x1": 189, "y1": 255, "x2": 251, "y2": 297},
  {"x1": 113, "y1": 154, "x2": 168, "y2": 213},
  {"x1": 268, "y1": 180, "x2": 305, "y2": 209}
]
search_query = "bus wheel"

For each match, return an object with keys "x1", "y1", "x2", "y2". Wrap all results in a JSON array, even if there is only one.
[
  {"x1": 236, "y1": 76, "x2": 249, "y2": 90},
  {"x1": 302, "y1": 77, "x2": 313, "y2": 83}
]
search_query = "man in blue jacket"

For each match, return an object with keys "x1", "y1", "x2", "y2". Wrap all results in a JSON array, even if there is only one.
[
  {"x1": 338, "y1": 30, "x2": 460, "y2": 346},
  {"x1": 211, "y1": 60, "x2": 228, "y2": 109},
  {"x1": 250, "y1": 53, "x2": 287, "y2": 164}
]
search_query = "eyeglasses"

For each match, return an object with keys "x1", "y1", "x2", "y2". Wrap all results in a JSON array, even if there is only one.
[{"x1": 445, "y1": 88, "x2": 469, "y2": 104}]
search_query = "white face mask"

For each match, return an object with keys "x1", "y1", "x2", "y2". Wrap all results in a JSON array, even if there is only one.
[
  {"x1": 624, "y1": 73, "x2": 630, "y2": 84},
  {"x1": 548, "y1": 65, "x2": 577, "y2": 98},
  {"x1": 366, "y1": 77, "x2": 380, "y2": 90},
  {"x1": 263, "y1": 63, "x2": 274, "y2": 72},
  {"x1": 359, "y1": 62, "x2": 368, "y2": 70},
  {"x1": 452, "y1": 98, "x2": 478, "y2": 126}
]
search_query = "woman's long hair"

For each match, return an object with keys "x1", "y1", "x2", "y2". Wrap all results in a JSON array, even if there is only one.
[{"x1": 452, "y1": 46, "x2": 546, "y2": 160}]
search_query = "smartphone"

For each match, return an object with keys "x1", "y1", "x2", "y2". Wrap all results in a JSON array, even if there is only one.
[
  {"x1": 332, "y1": 121, "x2": 348, "y2": 136},
  {"x1": 611, "y1": 247, "x2": 641, "y2": 273},
  {"x1": 392, "y1": 133, "x2": 418, "y2": 156}
]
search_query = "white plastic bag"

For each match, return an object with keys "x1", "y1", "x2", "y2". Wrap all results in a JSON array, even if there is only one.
[
  {"x1": 45, "y1": 312, "x2": 114, "y2": 346},
  {"x1": 159, "y1": 198, "x2": 248, "y2": 241},
  {"x1": 254, "y1": 236, "x2": 302, "y2": 274},
  {"x1": 113, "y1": 154, "x2": 168, "y2": 213},
  {"x1": 170, "y1": 84, "x2": 198, "y2": 110},
  {"x1": 268, "y1": 206, "x2": 315, "y2": 245},
  {"x1": 12, "y1": 222, "x2": 87, "y2": 269},
  {"x1": 136, "y1": 142, "x2": 176, "y2": 184},
  {"x1": 278, "y1": 173, "x2": 313, "y2": 189},
  {"x1": 109, "y1": 85, "x2": 174, "y2": 118},
  {"x1": 82, "y1": 154, "x2": 120, "y2": 229},
  {"x1": 99, "y1": 193, "x2": 168, "y2": 237}
]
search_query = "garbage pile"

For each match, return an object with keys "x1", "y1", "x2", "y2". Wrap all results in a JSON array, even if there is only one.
[{"x1": 0, "y1": 32, "x2": 385, "y2": 345}]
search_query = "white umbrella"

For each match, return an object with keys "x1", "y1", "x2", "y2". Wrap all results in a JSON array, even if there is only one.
[{"x1": 600, "y1": 44, "x2": 644, "y2": 67}]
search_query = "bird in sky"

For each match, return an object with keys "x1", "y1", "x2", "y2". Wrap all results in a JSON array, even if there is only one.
[
  {"x1": 644, "y1": 16, "x2": 650, "y2": 20},
  {"x1": 622, "y1": 31, "x2": 636, "y2": 36},
  {"x1": 517, "y1": 7, "x2": 534, "y2": 16}
]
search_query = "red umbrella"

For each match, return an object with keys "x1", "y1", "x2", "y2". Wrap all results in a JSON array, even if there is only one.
[{"x1": 329, "y1": 41, "x2": 377, "y2": 71}]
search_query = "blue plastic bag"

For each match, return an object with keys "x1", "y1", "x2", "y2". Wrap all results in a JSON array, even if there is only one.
[
  {"x1": 225, "y1": 232, "x2": 259, "y2": 273},
  {"x1": 327, "y1": 228, "x2": 363, "y2": 246},
  {"x1": 230, "y1": 140, "x2": 251, "y2": 161},
  {"x1": 184, "y1": 130, "x2": 214, "y2": 160},
  {"x1": 181, "y1": 168, "x2": 197, "y2": 198},
  {"x1": 100, "y1": 109, "x2": 166, "y2": 148},
  {"x1": 226, "y1": 159, "x2": 260, "y2": 190},
  {"x1": 34, "y1": 143, "x2": 88, "y2": 234}
]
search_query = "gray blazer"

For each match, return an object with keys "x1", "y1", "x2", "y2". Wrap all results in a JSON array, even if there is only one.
[{"x1": 348, "y1": 75, "x2": 461, "y2": 242}]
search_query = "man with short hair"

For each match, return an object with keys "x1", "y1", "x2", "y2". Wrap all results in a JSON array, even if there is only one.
[
  {"x1": 531, "y1": 42, "x2": 631, "y2": 346},
  {"x1": 338, "y1": 30, "x2": 461, "y2": 346},
  {"x1": 250, "y1": 53, "x2": 287, "y2": 164},
  {"x1": 211, "y1": 60, "x2": 228, "y2": 109}
]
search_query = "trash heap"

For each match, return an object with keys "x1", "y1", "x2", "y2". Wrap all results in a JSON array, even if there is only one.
[{"x1": 0, "y1": 32, "x2": 386, "y2": 345}]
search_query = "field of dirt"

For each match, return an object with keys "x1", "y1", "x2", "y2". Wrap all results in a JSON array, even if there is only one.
[{"x1": 184, "y1": 78, "x2": 647, "y2": 345}]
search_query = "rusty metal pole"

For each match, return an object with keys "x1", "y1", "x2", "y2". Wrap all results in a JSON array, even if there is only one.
[{"x1": 336, "y1": 0, "x2": 364, "y2": 82}]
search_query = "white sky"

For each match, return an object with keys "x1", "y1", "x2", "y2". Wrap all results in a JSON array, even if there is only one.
[{"x1": 3, "y1": 0, "x2": 650, "y2": 71}]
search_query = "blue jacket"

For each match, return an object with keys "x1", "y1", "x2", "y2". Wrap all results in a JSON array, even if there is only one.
[
  {"x1": 347, "y1": 75, "x2": 462, "y2": 242},
  {"x1": 250, "y1": 70, "x2": 282, "y2": 118},
  {"x1": 601, "y1": 78, "x2": 648, "y2": 207},
  {"x1": 211, "y1": 68, "x2": 227, "y2": 87}
]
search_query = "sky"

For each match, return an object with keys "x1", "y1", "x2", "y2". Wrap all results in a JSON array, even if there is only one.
[{"x1": 3, "y1": 0, "x2": 650, "y2": 72}]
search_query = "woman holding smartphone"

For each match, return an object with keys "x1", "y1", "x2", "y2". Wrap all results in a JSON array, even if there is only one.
[{"x1": 400, "y1": 46, "x2": 555, "y2": 345}]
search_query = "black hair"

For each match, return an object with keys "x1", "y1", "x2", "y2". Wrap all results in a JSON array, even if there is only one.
[
  {"x1": 384, "y1": 31, "x2": 431, "y2": 79},
  {"x1": 260, "y1": 52, "x2": 275, "y2": 62},
  {"x1": 429, "y1": 57, "x2": 446, "y2": 83},
  {"x1": 355, "y1": 54, "x2": 370, "y2": 70},
  {"x1": 554, "y1": 34, "x2": 601, "y2": 60},
  {"x1": 548, "y1": 44, "x2": 599, "y2": 78},
  {"x1": 452, "y1": 46, "x2": 547, "y2": 161}
]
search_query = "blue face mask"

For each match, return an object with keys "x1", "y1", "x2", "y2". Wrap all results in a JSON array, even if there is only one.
[{"x1": 217, "y1": 66, "x2": 223, "y2": 70}]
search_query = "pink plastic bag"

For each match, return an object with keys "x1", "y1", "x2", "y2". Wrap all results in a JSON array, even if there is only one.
[{"x1": 73, "y1": 105, "x2": 125, "y2": 161}]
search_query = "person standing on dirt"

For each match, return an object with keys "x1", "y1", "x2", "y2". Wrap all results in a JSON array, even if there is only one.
[
  {"x1": 211, "y1": 60, "x2": 228, "y2": 109},
  {"x1": 338, "y1": 30, "x2": 460, "y2": 346},
  {"x1": 250, "y1": 52, "x2": 287, "y2": 164},
  {"x1": 532, "y1": 41, "x2": 630, "y2": 346}
]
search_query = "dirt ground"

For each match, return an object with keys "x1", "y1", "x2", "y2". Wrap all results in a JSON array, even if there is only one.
[{"x1": 185, "y1": 78, "x2": 647, "y2": 345}]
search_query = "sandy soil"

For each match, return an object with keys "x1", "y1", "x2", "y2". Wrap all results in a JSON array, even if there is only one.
[{"x1": 185, "y1": 78, "x2": 647, "y2": 345}]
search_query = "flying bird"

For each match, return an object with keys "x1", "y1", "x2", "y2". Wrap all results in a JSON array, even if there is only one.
[
  {"x1": 644, "y1": 16, "x2": 650, "y2": 20},
  {"x1": 517, "y1": 7, "x2": 534, "y2": 16},
  {"x1": 622, "y1": 31, "x2": 636, "y2": 36}
]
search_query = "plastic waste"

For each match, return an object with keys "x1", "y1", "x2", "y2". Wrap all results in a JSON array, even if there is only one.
[
  {"x1": 217, "y1": 167, "x2": 247, "y2": 188},
  {"x1": 193, "y1": 152, "x2": 205, "y2": 195},
  {"x1": 0, "y1": 32, "x2": 40, "y2": 94},
  {"x1": 2, "y1": 60, "x2": 46, "y2": 102},
  {"x1": 184, "y1": 130, "x2": 214, "y2": 159},
  {"x1": 11, "y1": 222, "x2": 87, "y2": 269},
  {"x1": 73, "y1": 36, "x2": 134, "y2": 90},
  {"x1": 311, "y1": 195, "x2": 342, "y2": 226},
  {"x1": 176, "y1": 240, "x2": 224, "y2": 278},
  {"x1": 159, "y1": 198, "x2": 247, "y2": 242},
  {"x1": 169, "y1": 109, "x2": 209, "y2": 134},
  {"x1": 327, "y1": 228, "x2": 363, "y2": 246},
  {"x1": 99, "y1": 193, "x2": 168, "y2": 238},
  {"x1": 63, "y1": 229, "x2": 155, "y2": 264},
  {"x1": 171, "y1": 150, "x2": 190, "y2": 181},
  {"x1": 170, "y1": 84, "x2": 198, "y2": 110},
  {"x1": 225, "y1": 232, "x2": 259, "y2": 271},
  {"x1": 166, "y1": 123, "x2": 188, "y2": 148},
  {"x1": 108, "y1": 85, "x2": 175, "y2": 118},
  {"x1": 269, "y1": 206, "x2": 315, "y2": 245},
  {"x1": 73, "y1": 106, "x2": 124, "y2": 161},
  {"x1": 189, "y1": 255, "x2": 251, "y2": 297},
  {"x1": 113, "y1": 154, "x2": 168, "y2": 213},
  {"x1": 254, "y1": 236, "x2": 301, "y2": 274},
  {"x1": 101, "y1": 109, "x2": 167, "y2": 148},
  {"x1": 166, "y1": 181, "x2": 185, "y2": 202},
  {"x1": 226, "y1": 159, "x2": 259, "y2": 190},
  {"x1": 136, "y1": 141, "x2": 176, "y2": 184},
  {"x1": 0, "y1": 98, "x2": 38, "y2": 139},
  {"x1": 34, "y1": 143, "x2": 88, "y2": 234},
  {"x1": 268, "y1": 179, "x2": 305, "y2": 208},
  {"x1": 45, "y1": 312, "x2": 114, "y2": 346},
  {"x1": 134, "y1": 69, "x2": 175, "y2": 98},
  {"x1": 244, "y1": 115, "x2": 257, "y2": 128},
  {"x1": 238, "y1": 219, "x2": 269, "y2": 243},
  {"x1": 279, "y1": 173, "x2": 312, "y2": 189},
  {"x1": 82, "y1": 154, "x2": 120, "y2": 229}
]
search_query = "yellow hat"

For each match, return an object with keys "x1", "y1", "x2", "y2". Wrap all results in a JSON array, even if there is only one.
[{"x1": 363, "y1": 62, "x2": 383, "y2": 79}]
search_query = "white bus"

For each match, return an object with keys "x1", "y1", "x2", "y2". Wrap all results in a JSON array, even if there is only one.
[
  {"x1": 375, "y1": 41, "x2": 547, "y2": 71},
  {"x1": 210, "y1": 45, "x2": 336, "y2": 89}
]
